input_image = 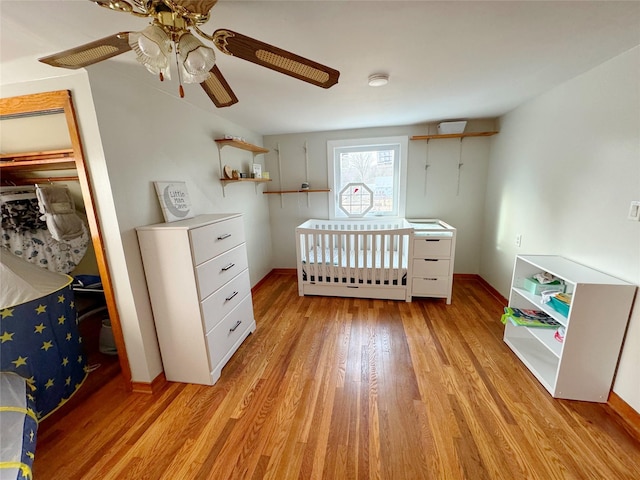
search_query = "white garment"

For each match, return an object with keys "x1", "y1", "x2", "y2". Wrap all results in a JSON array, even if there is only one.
[{"x1": 35, "y1": 185, "x2": 84, "y2": 241}]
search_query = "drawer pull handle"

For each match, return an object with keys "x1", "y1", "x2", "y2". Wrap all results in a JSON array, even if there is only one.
[
  {"x1": 229, "y1": 320, "x2": 242, "y2": 332},
  {"x1": 217, "y1": 233, "x2": 232, "y2": 240},
  {"x1": 221, "y1": 263, "x2": 235, "y2": 272},
  {"x1": 424, "y1": 278, "x2": 438, "y2": 281},
  {"x1": 424, "y1": 239, "x2": 440, "y2": 242},
  {"x1": 423, "y1": 259, "x2": 438, "y2": 262},
  {"x1": 225, "y1": 291, "x2": 239, "y2": 302}
]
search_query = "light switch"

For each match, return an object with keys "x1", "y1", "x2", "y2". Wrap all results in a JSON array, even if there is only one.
[
  {"x1": 515, "y1": 234, "x2": 522, "y2": 247},
  {"x1": 628, "y1": 201, "x2": 640, "y2": 221}
]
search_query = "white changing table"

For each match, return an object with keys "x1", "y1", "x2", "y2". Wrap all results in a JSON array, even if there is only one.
[{"x1": 407, "y1": 219, "x2": 456, "y2": 304}]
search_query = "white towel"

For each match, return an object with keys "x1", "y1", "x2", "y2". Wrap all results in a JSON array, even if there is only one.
[{"x1": 35, "y1": 185, "x2": 85, "y2": 241}]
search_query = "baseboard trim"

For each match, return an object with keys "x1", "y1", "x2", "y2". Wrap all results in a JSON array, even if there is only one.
[
  {"x1": 608, "y1": 392, "x2": 640, "y2": 441},
  {"x1": 131, "y1": 372, "x2": 167, "y2": 394},
  {"x1": 469, "y1": 274, "x2": 508, "y2": 305},
  {"x1": 252, "y1": 269, "x2": 296, "y2": 294},
  {"x1": 270, "y1": 268, "x2": 297, "y2": 275}
]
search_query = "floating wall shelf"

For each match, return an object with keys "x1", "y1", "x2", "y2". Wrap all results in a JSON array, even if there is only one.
[
  {"x1": 220, "y1": 178, "x2": 272, "y2": 185},
  {"x1": 410, "y1": 131, "x2": 499, "y2": 141},
  {"x1": 264, "y1": 189, "x2": 330, "y2": 195},
  {"x1": 215, "y1": 138, "x2": 269, "y2": 196},
  {"x1": 215, "y1": 138, "x2": 269, "y2": 154}
]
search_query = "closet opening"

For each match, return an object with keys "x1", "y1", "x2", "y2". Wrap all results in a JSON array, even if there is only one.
[{"x1": 1, "y1": 91, "x2": 132, "y2": 418}]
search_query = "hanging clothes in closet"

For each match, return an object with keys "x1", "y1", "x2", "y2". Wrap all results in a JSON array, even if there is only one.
[{"x1": 0, "y1": 184, "x2": 90, "y2": 274}]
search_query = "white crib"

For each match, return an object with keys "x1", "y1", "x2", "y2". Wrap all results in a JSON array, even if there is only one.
[{"x1": 295, "y1": 218, "x2": 413, "y2": 301}]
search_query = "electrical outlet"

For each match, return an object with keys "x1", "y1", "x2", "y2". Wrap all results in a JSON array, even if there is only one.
[
  {"x1": 628, "y1": 201, "x2": 640, "y2": 221},
  {"x1": 515, "y1": 234, "x2": 522, "y2": 247}
]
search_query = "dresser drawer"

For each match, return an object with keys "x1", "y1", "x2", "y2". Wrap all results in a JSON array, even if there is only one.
[
  {"x1": 412, "y1": 258, "x2": 450, "y2": 277},
  {"x1": 412, "y1": 276, "x2": 449, "y2": 296},
  {"x1": 201, "y1": 269, "x2": 252, "y2": 332},
  {"x1": 206, "y1": 295, "x2": 254, "y2": 371},
  {"x1": 196, "y1": 244, "x2": 249, "y2": 300},
  {"x1": 413, "y1": 238, "x2": 451, "y2": 257},
  {"x1": 190, "y1": 216, "x2": 245, "y2": 265}
]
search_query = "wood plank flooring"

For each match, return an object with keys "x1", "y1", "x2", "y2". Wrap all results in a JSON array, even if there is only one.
[{"x1": 33, "y1": 273, "x2": 640, "y2": 479}]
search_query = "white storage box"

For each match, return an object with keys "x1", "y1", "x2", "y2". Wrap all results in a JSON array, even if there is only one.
[{"x1": 437, "y1": 121, "x2": 467, "y2": 134}]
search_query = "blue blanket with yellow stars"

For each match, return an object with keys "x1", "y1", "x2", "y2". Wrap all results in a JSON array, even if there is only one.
[{"x1": 1, "y1": 281, "x2": 87, "y2": 421}]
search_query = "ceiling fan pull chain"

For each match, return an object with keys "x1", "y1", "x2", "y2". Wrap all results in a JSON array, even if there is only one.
[{"x1": 174, "y1": 42, "x2": 185, "y2": 98}]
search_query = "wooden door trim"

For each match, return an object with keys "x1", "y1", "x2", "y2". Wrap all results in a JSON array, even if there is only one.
[{"x1": 1, "y1": 90, "x2": 132, "y2": 388}]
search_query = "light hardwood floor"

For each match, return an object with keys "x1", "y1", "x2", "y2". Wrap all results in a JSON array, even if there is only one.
[{"x1": 34, "y1": 273, "x2": 640, "y2": 479}]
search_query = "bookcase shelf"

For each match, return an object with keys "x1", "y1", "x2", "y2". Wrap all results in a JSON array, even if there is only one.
[{"x1": 504, "y1": 255, "x2": 636, "y2": 402}]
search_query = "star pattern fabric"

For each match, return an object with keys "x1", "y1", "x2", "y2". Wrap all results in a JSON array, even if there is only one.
[
  {"x1": 0, "y1": 372, "x2": 38, "y2": 480},
  {"x1": 0, "y1": 282, "x2": 87, "y2": 420}
]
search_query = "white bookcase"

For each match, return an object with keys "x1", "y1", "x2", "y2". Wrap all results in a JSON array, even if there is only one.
[{"x1": 505, "y1": 255, "x2": 636, "y2": 402}]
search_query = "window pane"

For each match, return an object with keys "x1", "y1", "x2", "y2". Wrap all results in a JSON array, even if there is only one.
[
  {"x1": 327, "y1": 136, "x2": 407, "y2": 219},
  {"x1": 336, "y1": 146, "x2": 397, "y2": 216}
]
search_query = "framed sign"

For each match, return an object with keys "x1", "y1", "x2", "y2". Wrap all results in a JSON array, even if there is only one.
[{"x1": 154, "y1": 181, "x2": 194, "y2": 223}]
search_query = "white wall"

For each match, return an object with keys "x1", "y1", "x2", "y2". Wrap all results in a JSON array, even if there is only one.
[
  {"x1": 264, "y1": 120, "x2": 495, "y2": 271},
  {"x1": 85, "y1": 62, "x2": 272, "y2": 383},
  {"x1": 481, "y1": 47, "x2": 640, "y2": 411}
]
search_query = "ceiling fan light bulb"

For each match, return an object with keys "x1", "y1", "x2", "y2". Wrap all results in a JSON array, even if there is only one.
[
  {"x1": 129, "y1": 25, "x2": 171, "y2": 75},
  {"x1": 178, "y1": 33, "x2": 216, "y2": 83},
  {"x1": 184, "y1": 46, "x2": 215, "y2": 75},
  {"x1": 138, "y1": 36, "x2": 161, "y2": 57}
]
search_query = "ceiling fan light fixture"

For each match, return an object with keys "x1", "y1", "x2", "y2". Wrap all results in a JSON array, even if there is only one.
[
  {"x1": 177, "y1": 33, "x2": 216, "y2": 84},
  {"x1": 93, "y1": 0, "x2": 133, "y2": 13},
  {"x1": 368, "y1": 73, "x2": 389, "y2": 87},
  {"x1": 129, "y1": 24, "x2": 171, "y2": 78}
]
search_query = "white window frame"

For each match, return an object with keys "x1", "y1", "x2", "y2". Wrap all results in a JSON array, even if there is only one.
[{"x1": 327, "y1": 136, "x2": 408, "y2": 219}]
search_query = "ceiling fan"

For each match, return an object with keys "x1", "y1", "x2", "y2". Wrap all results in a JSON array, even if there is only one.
[{"x1": 39, "y1": 0, "x2": 340, "y2": 108}]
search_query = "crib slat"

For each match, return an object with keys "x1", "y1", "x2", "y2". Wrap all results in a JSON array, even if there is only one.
[
  {"x1": 397, "y1": 232, "x2": 405, "y2": 284},
  {"x1": 327, "y1": 233, "x2": 336, "y2": 283},
  {"x1": 372, "y1": 233, "x2": 378, "y2": 285},
  {"x1": 345, "y1": 233, "x2": 351, "y2": 284},
  {"x1": 354, "y1": 233, "x2": 360, "y2": 284},
  {"x1": 381, "y1": 234, "x2": 387, "y2": 284},
  {"x1": 336, "y1": 233, "x2": 343, "y2": 285},
  {"x1": 302, "y1": 233, "x2": 318, "y2": 283},
  {"x1": 319, "y1": 232, "x2": 324, "y2": 283}
]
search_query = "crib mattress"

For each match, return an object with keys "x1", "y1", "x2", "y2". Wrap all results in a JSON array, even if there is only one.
[{"x1": 302, "y1": 247, "x2": 408, "y2": 284}]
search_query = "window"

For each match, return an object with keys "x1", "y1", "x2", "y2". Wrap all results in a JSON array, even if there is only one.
[{"x1": 327, "y1": 136, "x2": 408, "y2": 218}]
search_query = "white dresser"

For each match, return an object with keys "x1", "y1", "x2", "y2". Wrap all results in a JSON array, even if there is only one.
[
  {"x1": 136, "y1": 213, "x2": 256, "y2": 385},
  {"x1": 408, "y1": 219, "x2": 456, "y2": 304}
]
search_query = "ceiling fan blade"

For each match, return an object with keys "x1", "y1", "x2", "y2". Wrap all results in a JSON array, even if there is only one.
[
  {"x1": 213, "y1": 29, "x2": 339, "y2": 89},
  {"x1": 201, "y1": 65, "x2": 239, "y2": 108},
  {"x1": 39, "y1": 32, "x2": 132, "y2": 69}
]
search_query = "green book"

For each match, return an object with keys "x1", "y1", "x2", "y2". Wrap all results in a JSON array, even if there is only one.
[{"x1": 501, "y1": 307, "x2": 561, "y2": 328}]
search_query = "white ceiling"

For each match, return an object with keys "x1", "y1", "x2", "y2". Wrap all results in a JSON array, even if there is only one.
[{"x1": 1, "y1": 0, "x2": 639, "y2": 135}]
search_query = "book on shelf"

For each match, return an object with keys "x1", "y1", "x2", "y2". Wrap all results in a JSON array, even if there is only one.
[{"x1": 501, "y1": 307, "x2": 561, "y2": 328}]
